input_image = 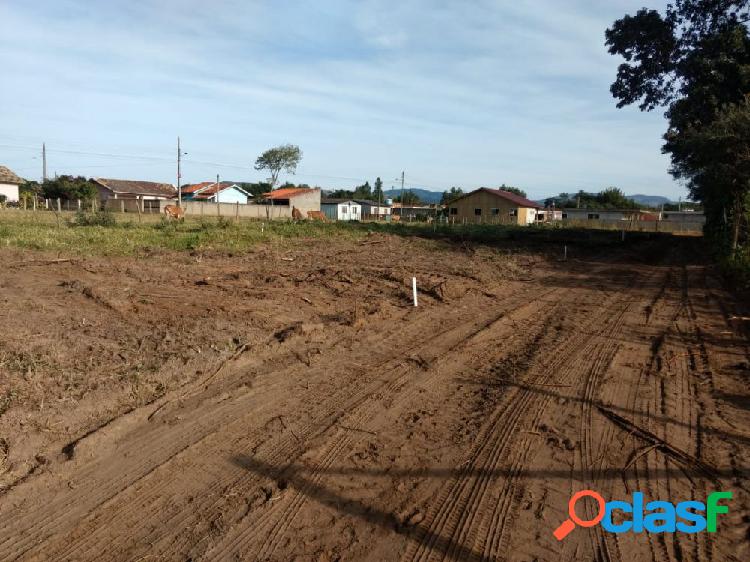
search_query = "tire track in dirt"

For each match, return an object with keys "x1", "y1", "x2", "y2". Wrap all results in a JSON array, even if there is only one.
[
  {"x1": 403, "y1": 268, "x2": 639, "y2": 562},
  {"x1": 1, "y1": 284, "x2": 560, "y2": 561},
  {"x1": 203, "y1": 290, "x2": 568, "y2": 561}
]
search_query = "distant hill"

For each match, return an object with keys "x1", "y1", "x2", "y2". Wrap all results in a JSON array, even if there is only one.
[
  {"x1": 625, "y1": 194, "x2": 673, "y2": 207},
  {"x1": 538, "y1": 193, "x2": 677, "y2": 208},
  {"x1": 383, "y1": 188, "x2": 443, "y2": 204}
]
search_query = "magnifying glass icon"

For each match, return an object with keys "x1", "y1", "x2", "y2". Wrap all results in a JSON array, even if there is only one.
[{"x1": 553, "y1": 490, "x2": 606, "y2": 541}]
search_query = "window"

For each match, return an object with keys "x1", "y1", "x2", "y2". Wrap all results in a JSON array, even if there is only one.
[
  {"x1": 588, "y1": 213, "x2": 599, "y2": 220},
  {"x1": 474, "y1": 208, "x2": 482, "y2": 216},
  {"x1": 450, "y1": 207, "x2": 458, "y2": 215},
  {"x1": 491, "y1": 208, "x2": 500, "y2": 216},
  {"x1": 663, "y1": 213, "x2": 670, "y2": 219},
  {"x1": 508, "y1": 209, "x2": 517, "y2": 217},
  {"x1": 562, "y1": 212, "x2": 568, "y2": 219}
]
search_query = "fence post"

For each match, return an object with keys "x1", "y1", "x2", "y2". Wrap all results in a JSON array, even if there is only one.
[
  {"x1": 137, "y1": 197, "x2": 142, "y2": 223},
  {"x1": 57, "y1": 198, "x2": 61, "y2": 212},
  {"x1": 32, "y1": 197, "x2": 36, "y2": 212},
  {"x1": 121, "y1": 200, "x2": 125, "y2": 213},
  {"x1": 77, "y1": 199, "x2": 81, "y2": 211},
  {"x1": 236, "y1": 201, "x2": 239, "y2": 222}
]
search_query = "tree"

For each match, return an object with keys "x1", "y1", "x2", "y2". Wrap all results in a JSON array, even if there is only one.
[
  {"x1": 670, "y1": 97, "x2": 750, "y2": 250},
  {"x1": 41, "y1": 176, "x2": 96, "y2": 201},
  {"x1": 606, "y1": 1, "x2": 750, "y2": 253},
  {"x1": 373, "y1": 177, "x2": 384, "y2": 202},
  {"x1": 236, "y1": 181, "x2": 273, "y2": 198},
  {"x1": 498, "y1": 184, "x2": 527, "y2": 198},
  {"x1": 441, "y1": 187, "x2": 464, "y2": 204},
  {"x1": 353, "y1": 181, "x2": 372, "y2": 199},
  {"x1": 254, "y1": 144, "x2": 302, "y2": 189},
  {"x1": 396, "y1": 191, "x2": 421, "y2": 205}
]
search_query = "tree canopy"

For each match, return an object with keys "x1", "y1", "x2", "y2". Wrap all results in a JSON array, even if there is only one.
[
  {"x1": 395, "y1": 191, "x2": 421, "y2": 205},
  {"x1": 441, "y1": 187, "x2": 464, "y2": 204},
  {"x1": 42, "y1": 176, "x2": 96, "y2": 201},
  {"x1": 606, "y1": 0, "x2": 750, "y2": 252},
  {"x1": 497, "y1": 184, "x2": 527, "y2": 198},
  {"x1": 552, "y1": 188, "x2": 641, "y2": 209},
  {"x1": 254, "y1": 144, "x2": 302, "y2": 189}
]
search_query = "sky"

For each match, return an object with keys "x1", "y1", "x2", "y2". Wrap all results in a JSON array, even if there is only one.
[{"x1": 0, "y1": 0, "x2": 685, "y2": 199}]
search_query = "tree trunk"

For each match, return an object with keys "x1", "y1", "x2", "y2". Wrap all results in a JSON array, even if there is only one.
[{"x1": 731, "y1": 191, "x2": 743, "y2": 255}]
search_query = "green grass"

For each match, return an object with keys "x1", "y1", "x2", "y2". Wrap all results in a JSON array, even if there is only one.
[
  {"x1": 0, "y1": 209, "x2": 373, "y2": 256},
  {"x1": 0, "y1": 209, "x2": 702, "y2": 257}
]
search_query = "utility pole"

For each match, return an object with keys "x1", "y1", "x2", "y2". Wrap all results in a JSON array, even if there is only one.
[
  {"x1": 378, "y1": 178, "x2": 382, "y2": 221},
  {"x1": 399, "y1": 171, "x2": 405, "y2": 220},
  {"x1": 177, "y1": 137, "x2": 182, "y2": 207},
  {"x1": 42, "y1": 143, "x2": 47, "y2": 183},
  {"x1": 216, "y1": 173, "x2": 221, "y2": 216}
]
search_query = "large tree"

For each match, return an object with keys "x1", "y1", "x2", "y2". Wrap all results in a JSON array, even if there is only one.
[
  {"x1": 441, "y1": 187, "x2": 464, "y2": 204},
  {"x1": 373, "y1": 177, "x2": 384, "y2": 202},
  {"x1": 254, "y1": 144, "x2": 302, "y2": 189},
  {"x1": 606, "y1": 0, "x2": 750, "y2": 252},
  {"x1": 42, "y1": 176, "x2": 96, "y2": 201}
]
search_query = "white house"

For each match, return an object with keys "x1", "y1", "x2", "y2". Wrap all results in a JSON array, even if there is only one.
[
  {"x1": 0, "y1": 165, "x2": 23, "y2": 203},
  {"x1": 355, "y1": 199, "x2": 391, "y2": 218},
  {"x1": 321, "y1": 198, "x2": 362, "y2": 221},
  {"x1": 181, "y1": 181, "x2": 252, "y2": 204}
]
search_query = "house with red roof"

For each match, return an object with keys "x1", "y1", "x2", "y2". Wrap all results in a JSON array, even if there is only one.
[
  {"x1": 446, "y1": 188, "x2": 543, "y2": 225},
  {"x1": 259, "y1": 187, "x2": 321, "y2": 216},
  {"x1": 180, "y1": 181, "x2": 252, "y2": 204}
]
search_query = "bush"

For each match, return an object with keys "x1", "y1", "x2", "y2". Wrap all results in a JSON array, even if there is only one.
[
  {"x1": 719, "y1": 250, "x2": 750, "y2": 291},
  {"x1": 69, "y1": 210, "x2": 117, "y2": 227}
]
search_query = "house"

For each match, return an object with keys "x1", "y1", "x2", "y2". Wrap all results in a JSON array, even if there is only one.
[
  {"x1": 661, "y1": 211, "x2": 705, "y2": 225},
  {"x1": 562, "y1": 208, "x2": 706, "y2": 225},
  {"x1": 391, "y1": 203, "x2": 439, "y2": 221},
  {"x1": 321, "y1": 198, "x2": 362, "y2": 221},
  {"x1": 355, "y1": 199, "x2": 391, "y2": 219},
  {"x1": 561, "y1": 209, "x2": 643, "y2": 222},
  {"x1": 447, "y1": 188, "x2": 543, "y2": 225},
  {"x1": 0, "y1": 165, "x2": 23, "y2": 203},
  {"x1": 260, "y1": 187, "x2": 321, "y2": 215},
  {"x1": 181, "y1": 181, "x2": 252, "y2": 204},
  {"x1": 92, "y1": 178, "x2": 176, "y2": 212}
]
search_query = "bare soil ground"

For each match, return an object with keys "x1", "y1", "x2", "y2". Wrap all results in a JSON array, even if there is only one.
[{"x1": 0, "y1": 232, "x2": 748, "y2": 561}]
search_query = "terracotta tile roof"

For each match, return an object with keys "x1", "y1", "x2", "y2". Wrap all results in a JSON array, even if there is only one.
[
  {"x1": 181, "y1": 181, "x2": 215, "y2": 195},
  {"x1": 0, "y1": 165, "x2": 24, "y2": 185},
  {"x1": 263, "y1": 187, "x2": 318, "y2": 200},
  {"x1": 94, "y1": 178, "x2": 176, "y2": 197},
  {"x1": 182, "y1": 181, "x2": 244, "y2": 197},
  {"x1": 482, "y1": 188, "x2": 542, "y2": 209},
  {"x1": 453, "y1": 188, "x2": 542, "y2": 209}
]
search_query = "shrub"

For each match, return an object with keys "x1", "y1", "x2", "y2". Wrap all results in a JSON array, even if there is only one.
[{"x1": 69, "y1": 210, "x2": 117, "y2": 227}]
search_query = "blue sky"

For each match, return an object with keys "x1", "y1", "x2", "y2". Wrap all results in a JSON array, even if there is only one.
[{"x1": 0, "y1": 0, "x2": 684, "y2": 199}]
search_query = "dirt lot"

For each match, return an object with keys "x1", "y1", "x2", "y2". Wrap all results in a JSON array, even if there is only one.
[{"x1": 0, "y1": 232, "x2": 748, "y2": 561}]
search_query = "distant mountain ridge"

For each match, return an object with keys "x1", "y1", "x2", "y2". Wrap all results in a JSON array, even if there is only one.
[
  {"x1": 382, "y1": 188, "x2": 442, "y2": 204},
  {"x1": 625, "y1": 194, "x2": 673, "y2": 207}
]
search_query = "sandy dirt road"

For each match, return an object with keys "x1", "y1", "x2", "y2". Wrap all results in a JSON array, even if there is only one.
[{"x1": 0, "y1": 233, "x2": 748, "y2": 561}]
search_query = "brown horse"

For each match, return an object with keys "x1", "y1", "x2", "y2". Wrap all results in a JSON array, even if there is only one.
[
  {"x1": 306, "y1": 210, "x2": 327, "y2": 222},
  {"x1": 164, "y1": 205, "x2": 185, "y2": 221}
]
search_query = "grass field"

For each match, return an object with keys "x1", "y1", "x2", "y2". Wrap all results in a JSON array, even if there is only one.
[{"x1": 0, "y1": 208, "x2": 701, "y2": 257}]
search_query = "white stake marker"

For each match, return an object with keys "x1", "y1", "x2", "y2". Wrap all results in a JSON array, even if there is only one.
[
  {"x1": 564, "y1": 245, "x2": 567, "y2": 261},
  {"x1": 412, "y1": 277, "x2": 418, "y2": 307}
]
